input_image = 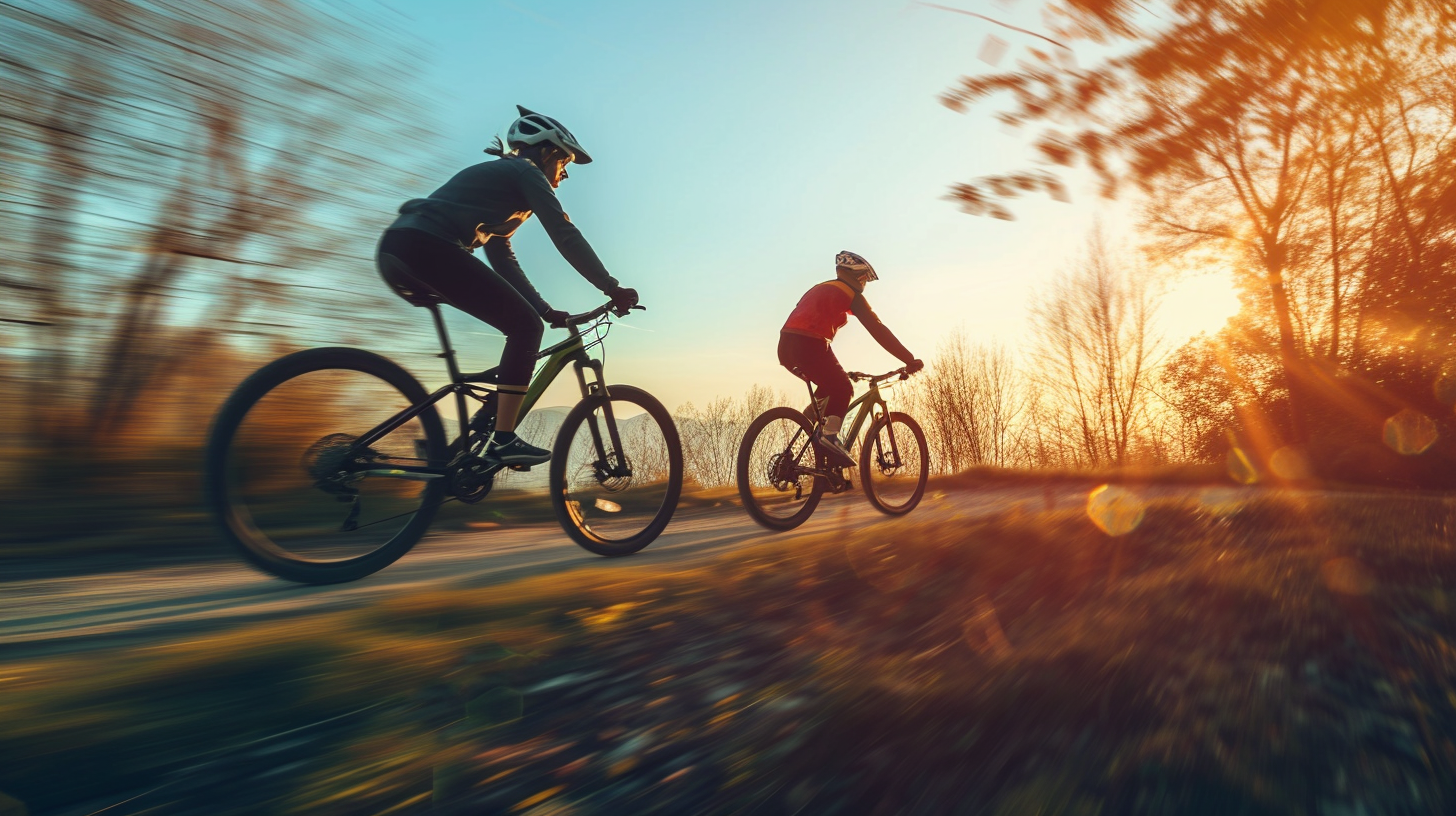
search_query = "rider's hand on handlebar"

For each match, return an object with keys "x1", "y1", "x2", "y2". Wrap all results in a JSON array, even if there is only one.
[
  {"x1": 541, "y1": 308, "x2": 570, "y2": 329},
  {"x1": 906, "y1": 358, "x2": 925, "y2": 375},
  {"x1": 606, "y1": 285, "x2": 639, "y2": 314}
]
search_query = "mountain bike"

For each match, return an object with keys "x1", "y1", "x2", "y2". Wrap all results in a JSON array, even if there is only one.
[
  {"x1": 204, "y1": 284, "x2": 684, "y2": 585},
  {"x1": 735, "y1": 365, "x2": 928, "y2": 531}
]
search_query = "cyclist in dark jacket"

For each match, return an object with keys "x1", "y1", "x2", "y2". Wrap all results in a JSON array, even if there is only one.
[
  {"x1": 780, "y1": 251, "x2": 923, "y2": 467},
  {"x1": 376, "y1": 106, "x2": 638, "y2": 466}
]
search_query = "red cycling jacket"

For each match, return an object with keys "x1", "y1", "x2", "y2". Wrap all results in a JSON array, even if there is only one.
[{"x1": 781, "y1": 279, "x2": 914, "y2": 363}]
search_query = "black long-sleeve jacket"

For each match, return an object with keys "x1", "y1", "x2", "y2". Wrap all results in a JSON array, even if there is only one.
[{"x1": 387, "y1": 156, "x2": 618, "y2": 314}]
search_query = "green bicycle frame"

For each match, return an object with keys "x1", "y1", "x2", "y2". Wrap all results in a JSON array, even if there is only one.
[
  {"x1": 841, "y1": 385, "x2": 887, "y2": 452},
  {"x1": 350, "y1": 304, "x2": 620, "y2": 476}
]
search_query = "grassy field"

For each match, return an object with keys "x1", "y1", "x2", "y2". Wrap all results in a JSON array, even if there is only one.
[{"x1": 3, "y1": 489, "x2": 1456, "y2": 814}]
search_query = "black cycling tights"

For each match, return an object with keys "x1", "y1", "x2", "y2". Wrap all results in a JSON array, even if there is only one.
[
  {"x1": 778, "y1": 332, "x2": 852, "y2": 420},
  {"x1": 377, "y1": 229, "x2": 542, "y2": 385}
]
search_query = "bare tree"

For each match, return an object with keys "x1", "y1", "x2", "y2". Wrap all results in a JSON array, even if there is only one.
[
  {"x1": 1029, "y1": 228, "x2": 1159, "y2": 467},
  {"x1": 906, "y1": 334, "x2": 1029, "y2": 473},
  {"x1": 677, "y1": 385, "x2": 785, "y2": 488}
]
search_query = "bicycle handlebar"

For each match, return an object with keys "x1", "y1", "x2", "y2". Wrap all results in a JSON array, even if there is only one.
[
  {"x1": 554, "y1": 301, "x2": 645, "y2": 329},
  {"x1": 847, "y1": 365, "x2": 916, "y2": 384}
]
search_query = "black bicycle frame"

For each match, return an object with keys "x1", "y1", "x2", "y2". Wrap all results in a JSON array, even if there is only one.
[{"x1": 346, "y1": 303, "x2": 626, "y2": 477}]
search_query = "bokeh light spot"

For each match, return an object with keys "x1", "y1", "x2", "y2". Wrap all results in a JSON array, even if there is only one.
[
  {"x1": 1086, "y1": 485, "x2": 1145, "y2": 536},
  {"x1": 1227, "y1": 447, "x2": 1259, "y2": 485},
  {"x1": 1434, "y1": 361, "x2": 1456, "y2": 406},
  {"x1": 1383, "y1": 409, "x2": 1438, "y2": 455},
  {"x1": 1321, "y1": 557, "x2": 1375, "y2": 596},
  {"x1": 1196, "y1": 487, "x2": 1244, "y2": 517},
  {"x1": 1269, "y1": 446, "x2": 1313, "y2": 481}
]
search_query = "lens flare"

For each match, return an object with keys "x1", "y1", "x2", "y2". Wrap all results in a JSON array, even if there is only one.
[
  {"x1": 1086, "y1": 484, "x2": 1145, "y2": 536},
  {"x1": 1269, "y1": 446, "x2": 1313, "y2": 481},
  {"x1": 1383, "y1": 409, "x2": 1438, "y2": 455},
  {"x1": 1434, "y1": 361, "x2": 1456, "y2": 406},
  {"x1": 1227, "y1": 447, "x2": 1259, "y2": 485},
  {"x1": 1196, "y1": 487, "x2": 1244, "y2": 517}
]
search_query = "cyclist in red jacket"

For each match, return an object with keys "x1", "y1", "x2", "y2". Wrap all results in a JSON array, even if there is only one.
[{"x1": 779, "y1": 251, "x2": 923, "y2": 467}]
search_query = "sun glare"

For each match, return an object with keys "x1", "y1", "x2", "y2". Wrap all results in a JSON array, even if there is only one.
[{"x1": 1159, "y1": 272, "x2": 1241, "y2": 341}]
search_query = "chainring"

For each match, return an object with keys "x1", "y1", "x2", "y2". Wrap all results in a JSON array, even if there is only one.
[{"x1": 447, "y1": 454, "x2": 496, "y2": 504}]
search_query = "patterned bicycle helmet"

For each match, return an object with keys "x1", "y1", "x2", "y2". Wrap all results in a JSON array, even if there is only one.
[
  {"x1": 835, "y1": 250, "x2": 878, "y2": 281},
  {"x1": 507, "y1": 105, "x2": 592, "y2": 164}
]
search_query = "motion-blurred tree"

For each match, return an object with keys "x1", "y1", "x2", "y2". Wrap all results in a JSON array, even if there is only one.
[
  {"x1": 943, "y1": 0, "x2": 1456, "y2": 459},
  {"x1": 0, "y1": 0, "x2": 441, "y2": 470}
]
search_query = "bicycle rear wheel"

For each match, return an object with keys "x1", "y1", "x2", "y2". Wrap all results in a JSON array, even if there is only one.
[
  {"x1": 549, "y1": 385, "x2": 684, "y2": 556},
  {"x1": 736, "y1": 407, "x2": 824, "y2": 531},
  {"x1": 205, "y1": 347, "x2": 448, "y2": 584},
  {"x1": 860, "y1": 411, "x2": 929, "y2": 516}
]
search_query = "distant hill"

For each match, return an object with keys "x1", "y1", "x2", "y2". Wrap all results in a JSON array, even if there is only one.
[
  {"x1": 490, "y1": 406, "x2": 666, "y2": 489},
  {"x1": 492, "y1": 406, "x2": 571, "y2": 490}
]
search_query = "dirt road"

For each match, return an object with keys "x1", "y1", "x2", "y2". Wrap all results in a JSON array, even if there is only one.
[{"x1": 0, "y1": 485, "x2": 1090, "y2": 660}]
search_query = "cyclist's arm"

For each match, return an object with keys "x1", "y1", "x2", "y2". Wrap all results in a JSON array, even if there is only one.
[
  {"x1": 482, "y1": 238, "x2": 553, "y2": 316},
  {"x1": 851, "y1": 295, "x2": 915, "y2": 365},
  {"x1": 515, "y1": 164, "x2": 621, "y2": 292}
]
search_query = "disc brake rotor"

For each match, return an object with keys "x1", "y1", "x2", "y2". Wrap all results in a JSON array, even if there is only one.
[{"x1": 585, "y1": 451, "x2": 633, "y2": 493}]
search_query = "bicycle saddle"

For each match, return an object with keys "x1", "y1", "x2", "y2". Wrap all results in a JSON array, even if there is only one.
[{"x1": 378, "y1": 252, "x2": 447, "y2": 307}]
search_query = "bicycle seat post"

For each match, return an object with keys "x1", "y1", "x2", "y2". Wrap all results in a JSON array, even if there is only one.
[{"x1": 427, "y1": 304, "x2": 470, "y2": 439}]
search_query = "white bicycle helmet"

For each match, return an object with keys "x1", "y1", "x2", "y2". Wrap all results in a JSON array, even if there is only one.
[
  {"x1": 506, "y1": 105, "x2": 593, "y2": 164},
  {"x1": 835, "y1": 250, "x2": 878, "y2": 281}
]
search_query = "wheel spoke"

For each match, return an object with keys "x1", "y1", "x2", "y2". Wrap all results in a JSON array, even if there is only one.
[
  {"x1": 207, "y1": 349, "x2": 447, "y2": 583},
  {"x1": 737, "y1": 408, "x2": 823, "y2": 530},
  {"x1": 859, "y1": 412, "x2": 928, "y2": 515},
  {"x1": 551, "y1": 386, "x2": 682, "y2": 554}
]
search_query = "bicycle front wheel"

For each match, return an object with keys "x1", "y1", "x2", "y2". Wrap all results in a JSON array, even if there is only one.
[
  {"x1": 549, "y1": 385, "x2": 684, "y2": 556},
  {"x1": 860, "y1": 411, "x2": 929, "y2": 516},
  {"x1": 736, "y1": 407, "x2": 824, "y2": 531},
  {"x1": 205, "y1": 347, "x2": 448, "y2": 584}
]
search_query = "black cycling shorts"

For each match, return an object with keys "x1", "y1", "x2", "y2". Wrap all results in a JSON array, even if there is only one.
[
  {"x1": 377, "y1": 228, "x2": 542, "y2": 385},
  {"x1": 778, "y1": 332, "x2": 852, "y2": 419}
]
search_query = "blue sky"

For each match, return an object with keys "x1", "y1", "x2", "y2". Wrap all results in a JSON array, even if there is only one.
[{"x1": 374, "y1": 0, "x2": 1238, "y2": 410}]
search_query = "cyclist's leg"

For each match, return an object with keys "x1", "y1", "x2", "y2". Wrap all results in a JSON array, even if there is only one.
[
  {"x1": 779, "y1": 334, "x2": 850, "y2": 423},
  {"x1": 378, "y1": 231, "x2": 547, "y2": 466},
  {"x1": 779, "y1": 333, "x2": 854, "y2": 465},
  {"x1": 377, "y1": 230, "x2": 544, "y2": 448}
]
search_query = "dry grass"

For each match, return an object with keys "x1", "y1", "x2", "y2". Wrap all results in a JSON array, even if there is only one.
[{"x1": 3, "y1": 490, "x2": 1456, "y2": 814}]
